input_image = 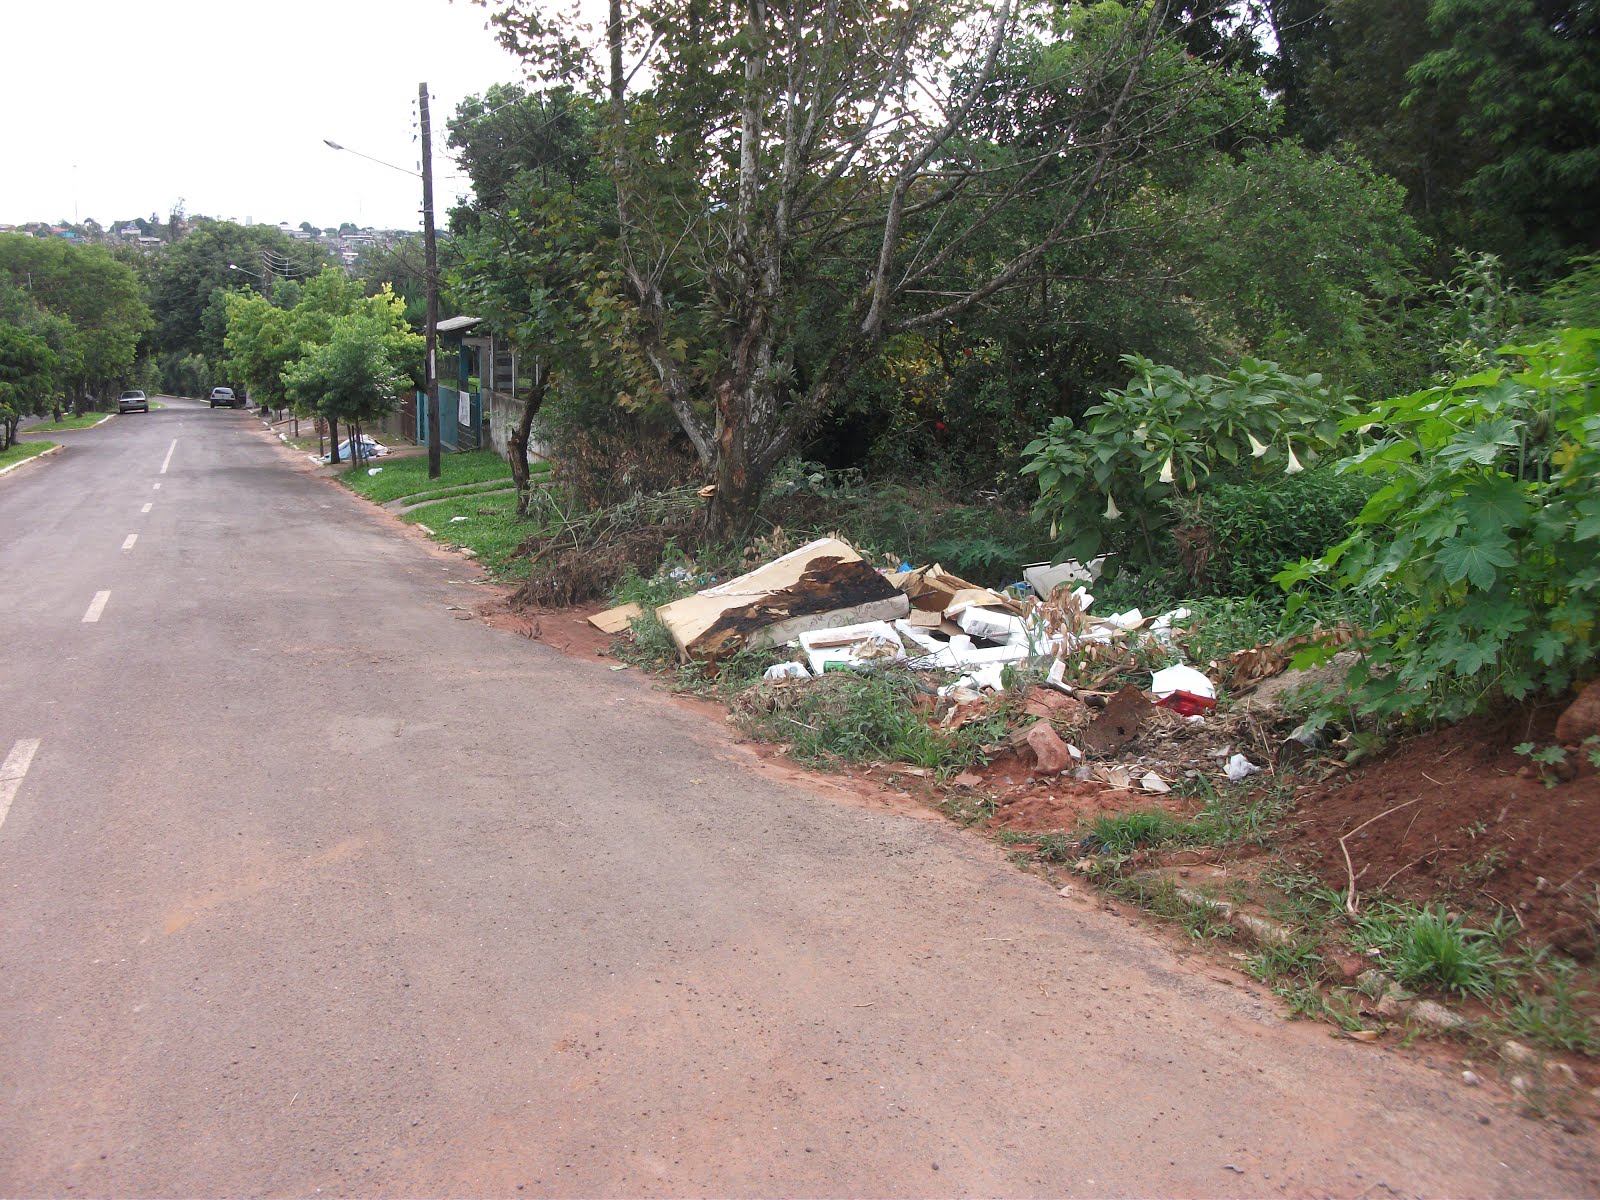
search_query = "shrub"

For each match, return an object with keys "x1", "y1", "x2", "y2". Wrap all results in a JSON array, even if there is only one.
[
  {"x1": 1022, "y1": 355, "x2": 1353, "y2": 562},
  {"x1": 1280, "y1": 327, "x2": 1600, "y2": 720},
  {"x1": 1172, "y1": 469, "x2": 1376, "y2": 597}
]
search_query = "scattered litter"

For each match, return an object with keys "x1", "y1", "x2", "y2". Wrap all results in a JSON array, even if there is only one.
[
  {"x1": 1151, "y1": 663, "x2": 1218, "y2": 716},
  {"x1": 589, "y1": 602, "x2": 643, "y2": 634},
  {"x1": 609, "y1": 664, "x2": 630, "y2": 671},
  {"x1": 367, "y1": 467, "x2": 383, "y2": 476},
  {"x1": 798, "y1": 620, "x2": 906, "y2": 674},
  {"x1": 450, "y1": 515, "x2": 469, "y2": 522},
  {"x1": 1224, "y1": 753, "x2": 1262, "y2": 782},
  {"x1": 1140, "y1": 771, "x2": 1171, "y2": 794},
  {"x1": 1150, "y1": 663, "x2": 1216, "y2": 701},
  {"x1": 1022, "y1": 557, "x2": 1108, "y2": 598},
  {"x1": 763, "y1": 661, "x2": 811, "y2": 681}
]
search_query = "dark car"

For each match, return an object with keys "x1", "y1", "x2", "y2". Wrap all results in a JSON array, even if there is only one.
[
  {"x1": 118, "y1": 389, "x2": 149, "y2": 413},
  {"x1": 208, "y1": 387, "x2": 237, "y2": 408}
]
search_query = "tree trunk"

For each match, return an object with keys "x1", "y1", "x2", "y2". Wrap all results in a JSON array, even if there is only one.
[
  {"x1": 328, "y1": 417, "x2": 341, "y2": 464},
  {"x1": 509, "y1": 375, "x2": 548, "y2": 519}
]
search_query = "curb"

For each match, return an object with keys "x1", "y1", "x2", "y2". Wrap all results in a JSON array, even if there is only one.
[{"x1": 0, "y1": 443, "x2": 64, "y2": 478}]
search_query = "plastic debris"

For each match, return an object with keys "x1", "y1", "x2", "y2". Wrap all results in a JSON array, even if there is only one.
[
  {"x1": 1140, "y1": 771, "x2": 1171, "y2": 794},
  {"x1": 763, "y1": 661, "x2": 811, "y2": 680},
  {"x1": 1224, "y1": 753, "x2": 1262, "y2": 782},
  {"x1": 1150, "y1": 663, "x2": 1216, "y2": 700}
]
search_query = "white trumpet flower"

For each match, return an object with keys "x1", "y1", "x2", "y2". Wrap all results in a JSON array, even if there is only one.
[
  {"x1": 1049, "y1": 517, "x2": 1059, "y2": 540},
  {"x1": 1104, "y1": 492, "x2": 1122, "y2": 521},
  {"x1": 1248, "y1": 432, "x2": 1269, "y2": 458},
  {"x1": 1158, "y1": 455, "x2": 1175, "y2": 484},
  {"x1": 1285, "y1": 441, "x2": 1304, "y2": 475}
]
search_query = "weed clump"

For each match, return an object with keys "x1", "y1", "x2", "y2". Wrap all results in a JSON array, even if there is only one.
[{"x1": 732, "y1": 668, "x2": 1007, "y2": 773}]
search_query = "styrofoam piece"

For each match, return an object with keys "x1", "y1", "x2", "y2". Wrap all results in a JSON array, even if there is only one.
[
  {"x1": 763, "y1": 661, "x2": 811, "y2": 680},
  {"x1": 895, "y1": 619, "x2": 1044, "y2": 671},
  {"x1": 1072, "y1": 587, "x2": 1093, "y2": 612},
  {"x1": 1023, "y1": 557, "x2": 1107, "y2": 597},
  {"x1": 1150, "y1": 663, "x2": 1216, "y2": 700},
  {"x1": 956, "y1": 606, "x2": 1027, "y2": 642},
  {"x1": 797, "y1": 620, "x2": 906, "y2": 674},
  {"x1": 1104, "y1": 608, "x2": 1144, "y2": 630},
  {"x1": 975, "y1": 663, "x2": 1008, "y2": 691}
]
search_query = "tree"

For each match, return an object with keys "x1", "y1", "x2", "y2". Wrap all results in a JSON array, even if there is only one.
[
  {"x1": 1406, "y1": 0, "x2": 1600, "y2": 279},
  {"x1": 146, "y1": 220, "x2": 329, "y2": 360},
  {"x1": 0, "y1": 234, "x2": 150, "y2": 410},
  {"x1": 0, "y1": 322, "x2": 58, "y2": 450},
  {"x1": 226, "y1": 267, "x2": 421, "y2": 460},
  {"x1": 489, "y1": 0, "x2": 1252, "y2": 536},
  {"x1": 283, "y1": 310, "x2": 420, "y2": 462}
]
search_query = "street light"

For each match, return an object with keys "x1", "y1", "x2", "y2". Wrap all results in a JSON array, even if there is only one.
[
  {"x1": 227, "y1": 261, "x2": 263, "y2": 279},
  {"x1": 324, "y1": 97, "x2": 441, "y2": 481}
]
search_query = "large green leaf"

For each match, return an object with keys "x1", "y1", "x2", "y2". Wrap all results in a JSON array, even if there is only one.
[{"x1": 1436, "y1": 537, "x2": 1514, "y2": 590}]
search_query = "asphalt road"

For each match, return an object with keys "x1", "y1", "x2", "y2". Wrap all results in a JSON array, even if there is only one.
[{"x1": 1, "y1": 402, "x2": 1595, "y2": 1197}]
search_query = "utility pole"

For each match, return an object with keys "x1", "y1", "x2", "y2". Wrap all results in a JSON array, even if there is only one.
[{"x1": 420, "y1": 80, "x2": 441, "y2": 481}]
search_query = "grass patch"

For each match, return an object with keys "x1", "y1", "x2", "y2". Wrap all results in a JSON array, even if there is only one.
[
  {"x1": 734, "y1": 667, "x2": 1010, "y2": 774},
  {"x1": 24, "y1": 414, "x2": 105, "y2": 431},
  {"x1": 400, "y1": 490, "x2": 542, "y2": 577},
  {"x1": 400, "y1": 478, "x2": 528, "y2": 507},
  {"x1": 1107, "y1": 875, "x2": 1235, "y2": 940},
  {"x1": 1354, "y1": 902, "x2": 1510, "y2": 1000},
  {"x1": 0, "y1": 441, "x2": 56, "y2": 469},
  {"x1": 341, "y1": 450, "x2": 514, "y2": 504},
  {"x1": 1499, "y1": 958, "x2": 1600, "y2": 1055},
  {"x1": 1086, "y1": 809, "x2": 1189, "y2": 856}
]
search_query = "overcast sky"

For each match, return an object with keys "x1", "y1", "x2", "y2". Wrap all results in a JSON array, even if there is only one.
[{"x1": 1, "y1": 0, "x2": 539, "y2": 231}]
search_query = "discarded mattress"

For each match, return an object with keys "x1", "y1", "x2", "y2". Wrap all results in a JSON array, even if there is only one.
[{"x1": 656, "y1": 537, "x2": 908, "y2": 660}]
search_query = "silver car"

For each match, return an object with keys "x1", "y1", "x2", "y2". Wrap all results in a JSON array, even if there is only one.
[
  {"x1": 118, "y1": 389, "x2": 149, "y2": 413},
  {"x1": 208, "y1": 387, "x2": 236, "y2": 408}
]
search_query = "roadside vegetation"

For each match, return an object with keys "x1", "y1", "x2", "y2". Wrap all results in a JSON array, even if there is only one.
[
  {"x1": 23, "y1": 413, "x2": 110, "y2": 432},
  {"x1": 38, "y1": 0, "x2": 1596, "y2": 1096},
  {"x1": 0, "y1": 440, "x2": 55, "y2": 470}
]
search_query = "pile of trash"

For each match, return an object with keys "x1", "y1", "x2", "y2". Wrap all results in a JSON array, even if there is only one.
[{"x1": 590, "y1": 536, "x2": 1328, "y2": 790}]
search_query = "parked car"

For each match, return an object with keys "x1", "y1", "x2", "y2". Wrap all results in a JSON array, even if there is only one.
[
  {"x1": 117, "y1": 389, "x2": 149, "y2": 413},
  {"x1": 208, "y1": 387, "x2": 236, "y2": 408}
]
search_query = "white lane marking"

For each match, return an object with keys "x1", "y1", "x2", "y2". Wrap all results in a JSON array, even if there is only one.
[
  {"x1": 0, "y1": 739, "x2": 41, "y2": 833},
  {"x1": 141, "y1": 502, "x2": 153, "y2": 514},
  {"x1": 152, "y1": 483, "x2": 161, "y2": 491},
  {"x1": 121, "y1": 534, "x2": 138, "y2": 551},
  {"x1": 82, "y1": 591, "x2": 111, "y2": 623},
  {"x1": 159, "y1": 440, "x2": 177, "y2": 475}
]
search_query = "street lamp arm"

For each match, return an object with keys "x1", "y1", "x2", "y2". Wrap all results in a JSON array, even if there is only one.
[{"x1": 322, "y1": 139, "x2": 421, "y2": 178}]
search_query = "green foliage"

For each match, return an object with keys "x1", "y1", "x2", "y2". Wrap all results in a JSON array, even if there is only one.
[
  {"x1": 1022, "y1": 356, "x2": 1353, "y2": 560},
  {"x1": 339, "y1": 449, "x2": 514, "y2": 504},
  {"x1": 0, "y1": 234, "x2": 150, "y2": 406},
  {"x1": 0, "y1": 440, "x2": 55, "y2": 469},
  {"x1": 1407, "y1": 0, "x2": 1600, "y2": 280},
  {"x1": 1281, "y1": 327, "x2": 1600, "y2": 720},
  {"x1": 764, "y1": 463, "x2": 1056, "y2": 588},
  {"x1": 1171, "y1": 140, "x2": 1428, "y2": 372},
  {"x1": 146, "y1": 219, "x2": 329, "y2": 359},
  {"x1": 0, "y1": 321, "x2": 58, "y2": 449},
  {"x1": 398, "y1": 490, "x2": 540, "y2": 578},
  {"x1": 1355, "y1": 902, "x2": 1508, "y2": 999},
  {"x1": 734, "y1": 669, "x2": 1006, "y2": 773},
  {"x1": 1174, "y1": 469, "x2": 1377, "y2": 597},
  {"x1": 1501, "y1": 959, "x2": 1599, "y2": 1054},
  {"x1": 283, "y1": 304, "x2": 421, "y2": 432},
  {"x1": 1086, "y1": 808, "x2": 1187, "y2": 856}
]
